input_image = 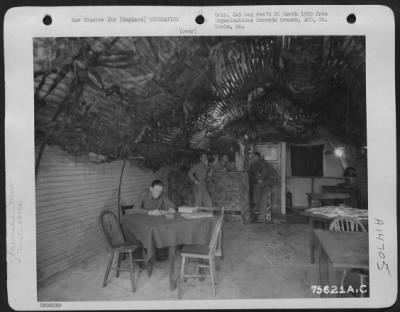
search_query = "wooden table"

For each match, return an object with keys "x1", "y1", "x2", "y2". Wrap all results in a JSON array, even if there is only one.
[
  {"x1": 321, "y1": 185, "x2": 358, "y2": 198},
  {"x1": 121, "y1": 213, "x2": 216, "y2": 290},
  {"x1": 313, "y1": 229, "x2": 368, "y2": 297},
  {"x1": 301, "y1": 210, "x2": 336, "y2": 264},
  {"x1": 300, "y1": 210, "x2": 368, "y2": 264},
  {"x1": 306, "y1": 192, "x2": 352, "y2": 208}
]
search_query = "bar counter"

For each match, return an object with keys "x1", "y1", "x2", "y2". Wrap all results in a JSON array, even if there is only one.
[{"x1": 208, "y1": 171, "x2": 249, "y2": 213}]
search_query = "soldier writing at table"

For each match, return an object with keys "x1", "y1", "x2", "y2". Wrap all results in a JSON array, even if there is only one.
[
  {"x1": 131, "y1": 180, "x2": 176, "y2": 261},
  {"x1": 132, "y1": 180, "x2": 176, "y2": 215}
]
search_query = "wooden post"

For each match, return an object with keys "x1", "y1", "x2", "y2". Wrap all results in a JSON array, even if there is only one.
[
  {"x1": 280, "y1": 142, "x2": 286, "y2": 215},
  {"x1": 311, "y1": 177, "x2": 315, "y2": 193},
  {"x1": 117, "y1": 158, "x2": 128, "y2": 223},
  {"x1": 244, "y1": 141, "x2": 250, "y2": 171}
]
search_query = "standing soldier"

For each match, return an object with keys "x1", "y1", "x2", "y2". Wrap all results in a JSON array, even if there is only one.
[
  {"x1": 188, "y1": 153, "x2": 213, "y2": 207},
  {"x1": 248, "y1": 152, "x2": 277, "y2": 222}
]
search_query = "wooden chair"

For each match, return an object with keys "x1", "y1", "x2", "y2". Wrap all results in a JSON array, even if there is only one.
[
  {"x1": 329, "y1": 217, "x2": 367, "y2": 232},
  {"x1": 118, "y1": 204, "x2": 148, "y2": 265},
  {"x1": 120, "y1": 204, "x2": 134, "y2": 215},
  {"x1": 177, "y1": 210, "x2": 224, "y2": 298},
  {"x1": 329, "y1": 217, "x2": 368, "y2": 297},
  {"x1": 197, "y1": 206, "x2": 225, "y2": 260},
  {"x1": 99, "y1": 210, "x2": 145, "y2": 292}
]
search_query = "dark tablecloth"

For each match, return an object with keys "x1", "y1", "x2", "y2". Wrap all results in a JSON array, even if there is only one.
[{"x1": 121, "y1": 214, "x2": 215, "y2": 261}]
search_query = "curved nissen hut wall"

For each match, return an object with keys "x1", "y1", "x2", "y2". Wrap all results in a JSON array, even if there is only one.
[{"x1": 36, "y1": 146, "x2": 154, "y2": 281}]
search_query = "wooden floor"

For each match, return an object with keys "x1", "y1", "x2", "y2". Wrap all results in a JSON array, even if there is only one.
[{"x1": 38, "y1": 222, "x2": 321, "y2": 301}]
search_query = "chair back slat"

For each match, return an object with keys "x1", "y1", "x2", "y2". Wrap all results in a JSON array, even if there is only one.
[
  {"x1": 217, "y1": 206, "x2": 224, "y2": 252},
  {"x1": 100, "y1": 210, "x2": 126, "y2": 248},
  {"x1": 329, "y1": 217, "x2": 367, "y2": 232},
  {"x1": 208, "y1": 215, "x2": 223, "y2": 256}
]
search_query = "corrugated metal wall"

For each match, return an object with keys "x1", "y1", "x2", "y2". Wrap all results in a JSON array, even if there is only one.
[{"x1": 36, "y1": 146, "x2": 154, "y2": 282}]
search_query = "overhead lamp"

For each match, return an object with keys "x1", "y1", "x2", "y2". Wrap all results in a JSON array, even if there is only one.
[{"x1": 334, "y1": 147, "x2": 344, "y2": 157}]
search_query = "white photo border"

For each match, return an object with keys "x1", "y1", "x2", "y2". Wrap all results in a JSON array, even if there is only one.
[{"x1": 4, "y1": 5, "x2": 397, "y2": 310}]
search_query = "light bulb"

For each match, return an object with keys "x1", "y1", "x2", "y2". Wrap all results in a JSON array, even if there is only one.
[{"x1": 334, "y1": 148, "x2": 344, "y2": 157}]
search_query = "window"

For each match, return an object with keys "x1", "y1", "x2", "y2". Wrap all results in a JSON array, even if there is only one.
[{"x1": 291, "y1": 144, "x2": 324, "y2": 176}]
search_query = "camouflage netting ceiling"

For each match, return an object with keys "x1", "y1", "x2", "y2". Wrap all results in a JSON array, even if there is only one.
[{"x1": 34, "y1": 36, "x2": 366, "y2": 163}]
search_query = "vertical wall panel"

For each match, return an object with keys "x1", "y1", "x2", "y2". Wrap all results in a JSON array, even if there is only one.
[
  {"x1": 280, "y1": 142, "x2": 286, "y2": 214},
  {"x1": 352, "y1": 153, "x2": 368, "y2": 209},
  {"x1": 36, "y1": 146, "x2": 154, "y2": 282},
  {"x1": 341, "y1": 146, "x2": 368, "y2": 209}
]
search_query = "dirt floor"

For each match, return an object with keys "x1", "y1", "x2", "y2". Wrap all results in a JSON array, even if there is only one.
[{"x1": 38, "y1": 218, "x2": 325, "y2": 302}]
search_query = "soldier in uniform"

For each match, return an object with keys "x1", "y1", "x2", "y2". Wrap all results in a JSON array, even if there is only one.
[
  {"x1": 248, "y1": 152, "x2": 277, "y2": 222},
  {"x1": 188, "y1": 154, "x2": 213, "y2": 207}
]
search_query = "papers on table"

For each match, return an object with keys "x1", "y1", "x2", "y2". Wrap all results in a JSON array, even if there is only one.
[
  {"x1": 178, "y1": 205, "x2": 214, "y2": 218},
  {"x1": 180, "y1": 212, "x2": 213, "y2": 219},
  {"x1": 305, "y1": 206, "x2": 368, "y2": 219},
  {"x1": 178, "y1": 206, "x2": 199, "y2": 213},
  {"x1": 148, "y1": 210, "x2": 169, "y2": 216},
  {"x1": 164, "y1": 214, "x2": 175, "y2": 220}
]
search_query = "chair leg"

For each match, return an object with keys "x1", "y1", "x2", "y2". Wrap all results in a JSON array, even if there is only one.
[
  {"x1": 141, "y1": 247, "x2": 148, "y2": 270},
  {"x1": 146, "y1": 257, "x2": 154, "y2": 277},
  {"x1": 178, "y1": 256, "x2": 186, "y2": 299},
  {"x1": 336, "y1": 269, "x2": 347, "y2": 297},
  {"x1": 215, "y1": 256, "x2": 222, "y2": 271},
  {"x1": 340, "y1": 269, "x2": 347, "y2": 287},
  {"x1": 180, "y1": 256, "x2": 186, "y2": 283},
  {"x1": 116, "y1": 252, "x2": 122, "y2": 277},
  {"x1": 209, "y1": 258, "x2": 216, "y2": 297},
  {"x1": 128, "y1": 252, "x2": 136, "y2": 292},
  {"x1": 177, "y1": 277, "x2": 183, "y2": 300},
  {"x1": 360, "y1": 275, "x2": 365, "y2": 298},
  {"x1": 220, "y1": 227, "x2": 224, "y2": 260},
  {"x1": 197, "y1": 259, "x2": 206, "y2": 281},
  {"x1": 103, "y1": 251, "x2": 115, "y2": 287},
  {"x1": 360, "y1": 274, "x2": 368, "y2": 297}
]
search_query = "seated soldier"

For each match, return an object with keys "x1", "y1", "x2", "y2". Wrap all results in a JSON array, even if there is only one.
[
  {"x1": 132, "y1": 180, "x2": 176, "y2": 261},
  {"x1": 133, "y1": 179, "x2": 176, "y2": 215}
]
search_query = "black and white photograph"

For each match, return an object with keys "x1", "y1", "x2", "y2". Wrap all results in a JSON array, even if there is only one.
[
  {"x1": 33, "y1": 34, "x2": 370, "y2": 300},
  {"x1": 5, "y1": 5, "x2": 397, "y2": 310}
]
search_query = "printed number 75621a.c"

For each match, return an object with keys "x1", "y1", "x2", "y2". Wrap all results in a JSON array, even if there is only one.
[{"x1": 310, "y1": 285, "x2": 368, "y2": 295}]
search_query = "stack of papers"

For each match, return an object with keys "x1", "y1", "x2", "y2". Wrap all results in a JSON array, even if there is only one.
[
  {"x1": 178, "y1": 206, "x2": 199, "y2": 213},
  {"x1": 181, "y1": 212, "x2": 213, "y2": 219}
]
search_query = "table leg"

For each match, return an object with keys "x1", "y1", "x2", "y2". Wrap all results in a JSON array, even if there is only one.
[
  {"x1": 319, "y1": 246, "x2": 339, "y2": 298},
  {"x1": 220, "y1": 224, "x2": 224, "y2": 260},
  {"x1": 310, "y1": 219, "x2": 316, "y2": 264},
  {"x1": 146, "y1": 257, "x2": 154, "y2": 277},
  {"x1": 169, "y1": 246, "x2": 177, "y2": 291},
  {"x1": 319, "y1": 245, "x2": 328, "y2": 297},
  {"x1": 323, "y1": 220, "x2": 330, "y2": 230}
]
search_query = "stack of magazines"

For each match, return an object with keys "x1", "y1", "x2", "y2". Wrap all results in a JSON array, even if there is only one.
[{"x1": 181, "y1": 212, "x2": 213, "y2": 219}]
